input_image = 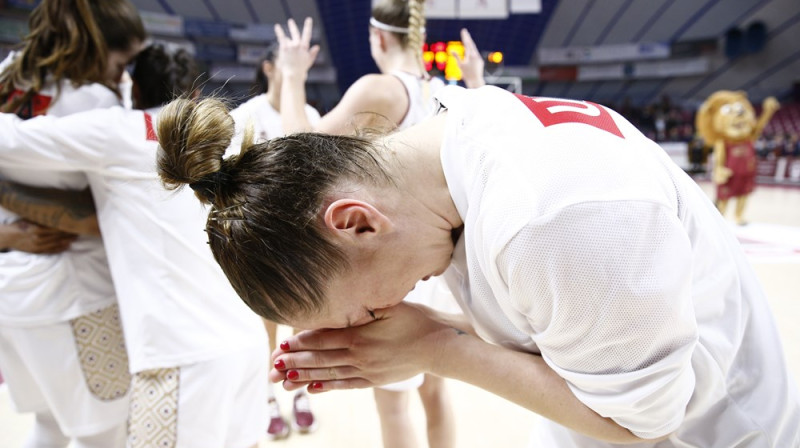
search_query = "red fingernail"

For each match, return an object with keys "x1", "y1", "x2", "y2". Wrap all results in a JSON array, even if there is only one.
[
  {"x1": 280, "y1": 341, "x2": 290, "y2": 351},
  {"x1": 287, "y1": 370, "x2": 299, "y2": 381},
  {"x1": 274, "y1": 359, "x2": 285, "y2": 370},
  {"x1": 311, "y1": 381, "x2": 323, "y2": 390}
]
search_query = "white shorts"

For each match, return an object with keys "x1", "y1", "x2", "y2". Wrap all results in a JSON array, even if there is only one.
[
  {"x1": 128, "y1": 344, "x2": 269, "y2": 448},
  {"x1": 378, "y1": 374, "x2": 425, "y2": 392},
  {"x1": 0, "y1": 305, "x2": 131, "y2": 437}
]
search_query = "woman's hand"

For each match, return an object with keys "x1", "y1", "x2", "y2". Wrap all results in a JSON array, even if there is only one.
[
  {"x1": 274, "y1": 17, "x2": 320, "y2": 80},
  {"x1": 270, "y1": 302, "x2": 455, "y2": 392},
  {"x1": 0, "y1": 219, "x2": 77, "y2": 254},
  {"x1": 453, "y1": 28, "x2": 485, "y2": 89}
]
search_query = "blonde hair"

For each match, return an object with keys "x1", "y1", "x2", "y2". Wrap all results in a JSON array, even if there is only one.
[
  {"x1": 156, "y1": 97, "x2": 392, "y2": 323},
  {"x1": 372, "y1": 0, "x2": 427, "y2": 74}
]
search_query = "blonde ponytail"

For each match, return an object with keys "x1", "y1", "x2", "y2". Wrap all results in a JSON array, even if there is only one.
[{"x1": 407, "y1": 0, "x2": 427, "y2": 75}]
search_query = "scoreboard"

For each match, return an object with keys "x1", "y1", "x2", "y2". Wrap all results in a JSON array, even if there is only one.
[{"x1": 423, "y1": 41, "x2": 503, "y2": 82}]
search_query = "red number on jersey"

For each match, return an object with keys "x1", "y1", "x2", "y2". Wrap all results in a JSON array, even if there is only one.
[{"x1": 513, "y1": 94, "x2": 624, "y2": 139}]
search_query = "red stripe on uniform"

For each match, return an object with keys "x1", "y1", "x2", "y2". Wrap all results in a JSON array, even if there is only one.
[
  {"x1": 5, "y1": 89, "x2": 53, "y2": 119},
  {"x1": 144, "y1": 112, "x2": 158, "y2": 141}
]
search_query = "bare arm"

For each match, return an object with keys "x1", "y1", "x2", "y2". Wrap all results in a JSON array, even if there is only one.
[
  {"x1": 433, "y1": 325, "x2": 657, "y2": 444},
  {"x1": 453, "y1": 28, "x2": 486, "y2": 89},
  {"x1": 0, "y1": 180, "x2": 100, "y2": 236},
  {"x1": 268, "y1": 303, "x2": 660, "y2": 444},
  {"x1": 276, "y1": 18, "x2": 408, "y2": 136},
  {"x1": 275, "y1": 18, "x2": 320, "y2": 134}
]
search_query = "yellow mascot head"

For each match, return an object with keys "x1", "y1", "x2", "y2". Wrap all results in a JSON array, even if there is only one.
[{"x1": 695, "y1": 90, "x2": 757, "y2": 144}]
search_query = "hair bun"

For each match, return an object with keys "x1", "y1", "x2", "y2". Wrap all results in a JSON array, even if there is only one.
[
  {"x1": 156, "y1": 97, "x2": 235, "y2": 205},
  {"x1": 188, "y1": 170, "x2": 228, "y2": 202}
]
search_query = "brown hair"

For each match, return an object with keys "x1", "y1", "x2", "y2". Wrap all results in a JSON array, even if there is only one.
[
  {"x1": 132, "y1": 44, "x2": 199, "y2": 110},
  {"x1": 372, "y1": 0, "x2": 426, "y2": 73},
  {"x1": 0, "y1": 0, "x2": 146, "y2": 113},
  {"x1": 156, "y1": 97, "x2": 392, "y2": 323}
]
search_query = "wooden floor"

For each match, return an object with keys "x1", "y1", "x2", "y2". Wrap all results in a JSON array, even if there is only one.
[{"x1": 2, "y1": 181, "x2": 799, "y2": 448}]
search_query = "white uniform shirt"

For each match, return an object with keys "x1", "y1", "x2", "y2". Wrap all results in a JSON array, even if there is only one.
[
  {"x1": 436, "y1": 86, "x2": 800, "y2": 447},
  {"x1": 0, "y1": 52, "x2": 119, "y2": 326},
  {"x1": 0, "y1": 106, "x2": 266, "y2": 372},
  {"x1": 229, "y1": 93, "x2": 321, "y2": 144},
  {"x1": 389, "y1": 71, "x2": 445, "y2": 132}
]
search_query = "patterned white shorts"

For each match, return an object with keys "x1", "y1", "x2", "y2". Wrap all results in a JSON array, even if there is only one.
[
  {"x1": 0, "y1": 304, "x2": 131, "y2": 437},
  {"x1": 127, "y1": 344, "x2": 270, "y2": 448}
]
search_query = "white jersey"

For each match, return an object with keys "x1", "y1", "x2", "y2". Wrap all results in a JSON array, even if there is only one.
[
  {"x1": 0, "y1": 52, "x2": 119, "y2": 326},
  {"x1": 389, "y1": 71, "x2": 445, "y2": 132},
  {"x1": 436, "y1": 86, "x2": 800, "y2": 447},
  {"x1": 229, "y1": 93, "x2": 321, "y2": 144},
  {"x1": 0, "y1": 106, "x2": 266, "y2": 372}
]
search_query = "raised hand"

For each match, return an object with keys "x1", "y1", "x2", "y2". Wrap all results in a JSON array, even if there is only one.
[
  {"x1": 453, "y1": 28, "x2": 485, "y2": 88},
  {"x1": 274, "y1": 17, "x2": 321, "y2": 80}
]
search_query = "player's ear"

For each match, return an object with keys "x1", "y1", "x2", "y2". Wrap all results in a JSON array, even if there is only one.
[{"x1": 323, "y1": 199, "x2": 393, "y2": 245}]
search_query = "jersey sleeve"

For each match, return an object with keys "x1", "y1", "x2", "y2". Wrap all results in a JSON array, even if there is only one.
[
  {"x1": 0, "y1": 109, "x2": 116, "y2": 171},
  {"x1": 498, "y1": 200, "x2": 698, "y2": 439},
  {"x1": 46, "y1": 82, "x2": 121, "y2": 116}
]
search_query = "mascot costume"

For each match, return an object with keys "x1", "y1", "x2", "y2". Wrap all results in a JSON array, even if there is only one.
[{"x1": 695, "y1": 90, "x2": 779, "y2": 224}]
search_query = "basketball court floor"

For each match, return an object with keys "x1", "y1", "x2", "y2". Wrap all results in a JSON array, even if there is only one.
[{"x1": 2, "y1": 181, "x2": 799, "y2": 448}]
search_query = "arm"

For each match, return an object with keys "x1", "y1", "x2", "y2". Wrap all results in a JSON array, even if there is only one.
[
  {"x1": 0, "y1": 109, "x2": 111, "y2": 171},
  {"x1": 274, "y1": 18, "x2": 320, "y2": 134},
  {"x1": 269, "y1": 303, "x2": 648, "y2": 444},
  {"x1": 270, "y1": 203, "x2": 694, "y2": 443},
  {"x1": 275, "y1": 18, "x2": 407, "y2": 136},
  {"x1": 0, "y1": 180, "x2": 99, "y2": 236},
  {"x1": 0, "y1": 219, "x2": 77, "y2": 253},
  {"x1": 453, "y1": 28, "x2": 486, "y2": 89},
  {"x1": 0, "y1": 111, "x2": 116, "y2": 235},
  {"x1": 434, "y1": 326, "x2": 653, "y2": 443}
]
